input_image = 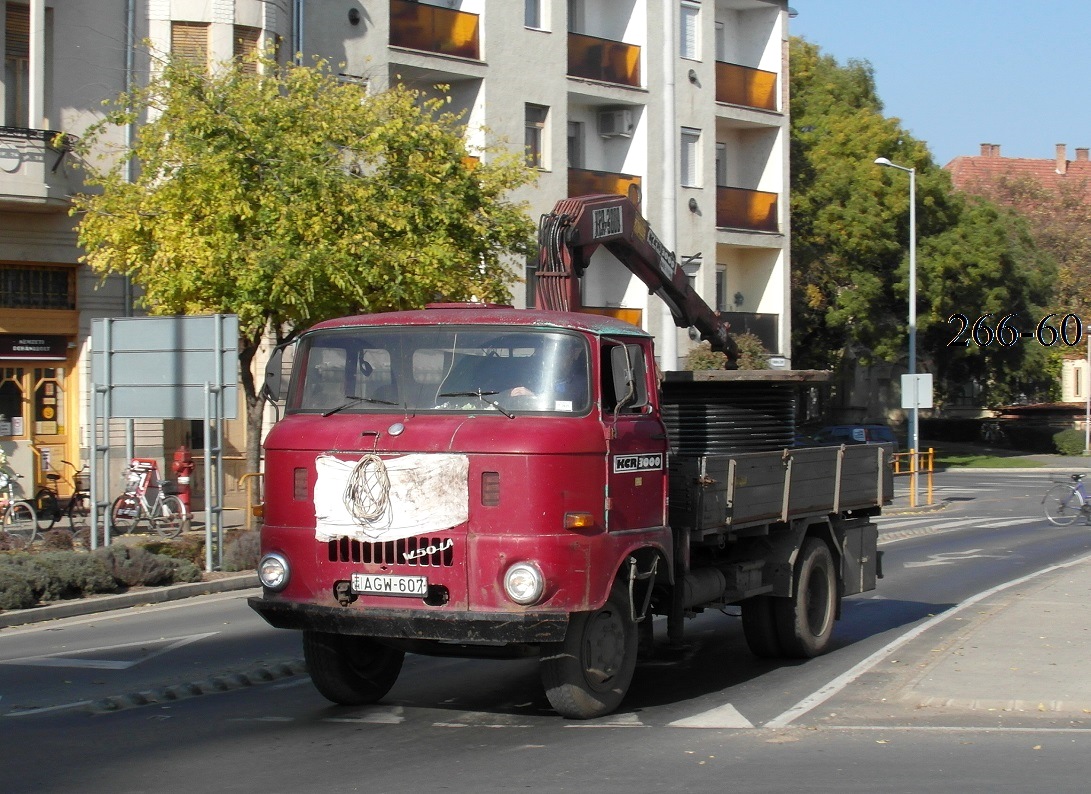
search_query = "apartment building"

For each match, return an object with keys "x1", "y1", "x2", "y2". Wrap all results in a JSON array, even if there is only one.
[{"x1": 0, "y1": 0, "x2": 791, "y2": 491}]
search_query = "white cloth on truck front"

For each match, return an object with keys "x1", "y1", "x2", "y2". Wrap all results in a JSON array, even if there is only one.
[{"x1": 313, "y1": 453, "x2": 469, "y2": 542}]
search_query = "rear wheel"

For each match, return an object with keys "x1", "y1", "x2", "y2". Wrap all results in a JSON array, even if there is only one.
[
  {"x1": 742, "y1": 595, "x2": 783, "y2": 658},
  {"x1": 4, "y1": 500, "x2": 38, "y2": 546},
  {"x1": 66, "y1": 493, "x2": 91, "y2": 532},
  {"x1": 110, "y1": 494, "x2": 140, "y2": 535},
  {"x1": 303, "y1": 632, "x2": 405, "y2": 706},
  {"x1": 773, "y1": 538, "x2": 838, "y2": 658},
  {"x1": 152, "y1": 495, "x2": 188, "y2": 538},
  {"x1": 33, "y1": 489, "x2": 59, "y2": 532},
  {"x1": 1043, "y1": 484, "x2": 1082, "y2": 526},
  {"x1": 541, "y1": 580, "x2": 637, "y2": 719}
]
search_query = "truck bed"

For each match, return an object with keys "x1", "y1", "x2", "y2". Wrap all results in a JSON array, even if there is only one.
[{"x1": 669, "y1": 444, "x2": 893, "y2": 535}]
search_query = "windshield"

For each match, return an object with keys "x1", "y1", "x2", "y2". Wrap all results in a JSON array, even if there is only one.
[{"x1": 287, "y1": 326, "x2": 591, "y2": 416}]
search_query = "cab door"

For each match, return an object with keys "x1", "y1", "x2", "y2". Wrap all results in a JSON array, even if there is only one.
[{"x1": 601, "y1": 339, "x2": 668, "y2": 532}]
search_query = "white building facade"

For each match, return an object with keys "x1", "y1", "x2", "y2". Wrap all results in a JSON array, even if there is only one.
[{"x1": 0, "y1": 0, "x2": 791, "y2": 491}]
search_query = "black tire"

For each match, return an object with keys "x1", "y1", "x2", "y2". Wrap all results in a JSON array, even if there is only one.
[
  {"x1": 66, "y1": 493, "x2": 91, "y2": 532},
  {"x1": 302, "y1": 631, "x2": 405, "y2": 706},
  {"x1": 4, "y1": 500, "x2": 38, "y2": 546},
  {"x1": 152, "y1": 495, "x2": 188, "y2": 538},
  {"x1": 742, "y1": 595, "x2": 783, "y2": 658},
  {"x1": 110, "y1": 494, "x2": 140, "y2": 535},
  {"x1": 773, "y1": 538, "x2": 838, "y2": 658},
  {"x1": 541, "y1": 580, "x2": 637, "y2": 719},
  {"x1": 33, "y1": 489, "x2": 59, "y2": 532},
  {"x1": 1043, "y1": 484, "x2": 1082, "y2": 526}
]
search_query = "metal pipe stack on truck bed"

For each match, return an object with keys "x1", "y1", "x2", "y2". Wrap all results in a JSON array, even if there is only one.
[{"x1": 249, "y1": 195, "x2": 891, "y2": 719}]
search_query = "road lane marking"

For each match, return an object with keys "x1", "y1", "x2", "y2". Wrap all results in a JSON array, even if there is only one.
[
  {"x1": 668, "y1": 703, "x2": 754, "y2": 729},
  {"x1": 0, "y1": 632, "x2": 217, "y2": 670},
  {"x1": 763, "y1": 551, "x2": 1091, "y2": 729}
]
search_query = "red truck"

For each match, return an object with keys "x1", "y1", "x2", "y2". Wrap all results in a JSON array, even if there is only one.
[{"x1": 249, "y1": 195, "x2": 891, "y2": 719}]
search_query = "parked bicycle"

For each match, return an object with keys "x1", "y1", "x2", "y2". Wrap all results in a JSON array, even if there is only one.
[
  {"x1": 0, "y1": 469, "x2": 38, "y2": 545},
  {"x1": 1042, "y1": 473, "x2": 1091, "y2": 526},
  {"x1": 33, "y1": 460, "x2": 91, "y2": 533},
  {"x1": 110, "y1": 459, "x2": 189, "y2": 538}
]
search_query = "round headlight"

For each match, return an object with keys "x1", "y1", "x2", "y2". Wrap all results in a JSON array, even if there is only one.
[
  {"x1": 503, "y1": 562, "x2": 544, "y2": 605},
  {"x1": 258, "y1": 552, "x2": 290, "y2": 591}
]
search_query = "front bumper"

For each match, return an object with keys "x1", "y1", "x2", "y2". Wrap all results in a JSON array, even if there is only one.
[{"x1": 249, "y1": 596, "x2": 569, "y2": 644}]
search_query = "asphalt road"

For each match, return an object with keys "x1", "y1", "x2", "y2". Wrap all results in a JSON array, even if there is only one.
[{"x1": 3, "y1": 468, "x2": 1091, "y2": 792}]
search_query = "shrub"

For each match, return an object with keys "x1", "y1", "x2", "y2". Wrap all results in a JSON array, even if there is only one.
[
  {"x1": 0, "y1": 552, "x2": 117, "y2": 602},
  {"x1": 40, "y1": 529, "x2": 75, "y2": 552},
  {"x1": 1053, "y1": 428, "x2": 1087, "y2": 456},
  {"x1": 223, "y1": 530, "x2": 260, "y2": 572},
  {"x1": 0, "y1": 568, "x2": 35, "y2": 610},
  {"x1": 141, "y1": 536, "x2": 205, "y2": 568},
  {"x1": 93, "y1": 545, "x2": 178, "y2": 588},
  {"x1": 685, "y1": 333, "x2": 770, "y2": 371}
]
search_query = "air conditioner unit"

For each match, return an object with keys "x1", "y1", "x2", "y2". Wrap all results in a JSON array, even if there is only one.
[{"x1": 597, "y1": 108, "x2": 634, "y2": 138}]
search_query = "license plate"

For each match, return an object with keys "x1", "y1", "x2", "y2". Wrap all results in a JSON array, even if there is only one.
[{"x1": 351, "y1": 573, "x2": 428, "y2": 597}]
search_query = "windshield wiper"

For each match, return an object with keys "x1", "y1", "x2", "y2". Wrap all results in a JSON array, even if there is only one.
[
  {"x1": 322, "y1": 395, "x2": 399, "y2": 417},
  {"x1": 438, "y1": 390, "x2": 514, "y2": 419}
]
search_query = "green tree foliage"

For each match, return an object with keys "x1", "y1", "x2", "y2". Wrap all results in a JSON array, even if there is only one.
[
  {"x1": 71, "y1": 52, "x2": 537, "y2": 467},
  {"x1": 790, "y1": 39, "x2": 1056, "y2": 406}
]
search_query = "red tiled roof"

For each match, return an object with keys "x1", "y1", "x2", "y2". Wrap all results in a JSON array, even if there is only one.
[{"x1": 945, "y1": 144, "x2": 1091, "y2": 199}]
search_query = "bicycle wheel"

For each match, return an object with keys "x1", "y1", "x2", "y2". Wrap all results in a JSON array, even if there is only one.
[
  {"x1": 66, "y1": 493, "x2": 91, "y2": 532},
  {"x1": 110, "y1": 494, "x2": 141, "y2": 535},
  {"x1": 152, "y1": 495, "x2": 188, "y2": 538},
  {"x1": 33, "y1": 488, "x2": 59, "y2": 532},
  {"x1": 3, "y1": 500, "x2": 38, "y2": 545},
  {"x1": 1043, "y1": 483, "x2": 1083, "y2": 526}
]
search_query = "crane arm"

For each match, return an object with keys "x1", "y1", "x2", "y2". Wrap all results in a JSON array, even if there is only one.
[{"x1": 535, "y1": 194, "x2": 738, "y2": 367}]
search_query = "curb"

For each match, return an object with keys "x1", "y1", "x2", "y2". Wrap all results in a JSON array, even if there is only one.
[{"x1": 0, "y1": 573, "x2": 259, "y2": 630}]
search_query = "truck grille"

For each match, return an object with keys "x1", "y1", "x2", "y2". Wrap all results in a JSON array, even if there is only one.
[{"x1": 326, "y1": 536, "x2": 455, "y2": 567}]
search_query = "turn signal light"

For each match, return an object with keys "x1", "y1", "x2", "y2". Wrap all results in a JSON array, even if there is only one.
[{"x1": 564, "y1": 512, "x2": 595, "y2": 530}]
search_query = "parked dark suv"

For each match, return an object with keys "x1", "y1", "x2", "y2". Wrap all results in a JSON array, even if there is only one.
[{"x1": 811, "y1": 424, "x2": 900, "y2": 452}]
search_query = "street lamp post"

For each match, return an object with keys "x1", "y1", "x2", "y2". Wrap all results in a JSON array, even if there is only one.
[{"x1": 875, "y1": 157, "x2": 919, "y2": 493}]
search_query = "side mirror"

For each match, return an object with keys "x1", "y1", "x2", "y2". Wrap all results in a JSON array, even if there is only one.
[{"x1": 262, "y1": 343, "x2": 290, "y2": 403}]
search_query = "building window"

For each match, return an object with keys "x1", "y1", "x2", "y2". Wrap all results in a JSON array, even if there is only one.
[
  {"x1": 567, "y1": 121, "x2": 583, "y2": 169},
  {"x1": 172, "y1": 22, "x2": 209, "y2": 68},
  {"x1": 568, "y1": 0, "x2": 581, "y2": 33},
  {"x1": 681, "y1": 2, "x2": 700, "y2": 60},
  {"x1": 0, "y1": 368, "x2": 26, "y2": 437},
  {"x1": 714, "y1": 20, "x2": 727, "y2": 61},
  {"x1": 526, "y1": 0, "x2": 543, "y2": 29},
  {"x1": 0, "y1": 265, "x2": 74, "y2": 310},
  {"x1": 681, "y1": 127, "x2": 700, "y2": 187},
  {"x1": 715, "y1": 266, "x2": 726, "y2": 312},
  {"x1": 234, "y1": 26, "x2": 261, "y2": 74},
  {"x1": 714, "y1": 142, "x2": 727, "y2": 186},
  {"x1": 4, "y1": 2, "x2": 29, "y2": 127},
  {"x1": 525, "y1": 104, "x2": 549, "y2": 169}
]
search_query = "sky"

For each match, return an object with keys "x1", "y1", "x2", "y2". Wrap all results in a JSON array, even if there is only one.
[{"x1": 788, "y1": 0, "x2": 1091, "y2": 167}]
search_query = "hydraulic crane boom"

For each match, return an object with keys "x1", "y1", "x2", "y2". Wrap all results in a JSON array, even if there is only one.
[{"x1": 535, "y1": 194, "x2": 738, "y2": 368}]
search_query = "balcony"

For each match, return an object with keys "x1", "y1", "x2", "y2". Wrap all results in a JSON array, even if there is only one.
[
  {"x1": 568, "y1": 33, "x2": 640, "y2": 88},
  {"x1": 716, "y1": 186, "x2": 778, "y2": 233},
  {"x1": 568, "y1": 168, "x2": 642, "y2": 209},
  {"x1": 0, "y1": 127, "x2": 77, "y2": 212},
  {"x1": 390, "y1": 0, "x2": 480, "y2": 60},
  {"x1": 715, "y1": 61, "x2": 777, "y2": 111}
]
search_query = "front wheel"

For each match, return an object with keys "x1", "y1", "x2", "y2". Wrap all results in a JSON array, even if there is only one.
[
  {"x1": 303, "y1": 632, "x2": 405, "y2": 706},
  {"x1": 110, "y1": 494, "x2": 140, "y2": 535},
  {"x1": 152, "y1": 495, "x2": 188, "y2": 538},
  {"x1": 541, "y1": 580, "x2": 637, "y2": 719},
  {"x1": 772, "y1": 538, "x2": 838, "y2": 658},
  {"x1": 67, "y1": 493, "x2": 91, "y2": 532},
  {"x1": 1043, "y1": 484, "x2": 1083, "y2": 526},
  {"x1": 33, "y1": 489, "x2": 59, "y2": 532},
  {"x1": 3, "y1": 500, "x2": 38, "y2": 546}
]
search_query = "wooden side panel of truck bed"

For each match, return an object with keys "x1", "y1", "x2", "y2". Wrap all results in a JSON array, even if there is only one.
[{"x1": 669, "y1": 444, "x2": 893, "y2": 533}]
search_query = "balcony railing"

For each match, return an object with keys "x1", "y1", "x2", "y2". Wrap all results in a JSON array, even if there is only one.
[
  {"x1": 0, "y1": 126, "x2": 77, "y2": 211},
  {"x1": 715, "y1": 61, "x2": 777, "y2": 111},
  {"x1": 716, "y1": 186, "x2": 778, "y2": 233},
  {"x1": 390, "y1": 0, "x2": 480, "y2": 60},
  {"x1": 568, "y1": 168, "x2": 642, "y2": 209},
  {"x1": 568, "y1": 33, "x2": 640, "y2": 88}
]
